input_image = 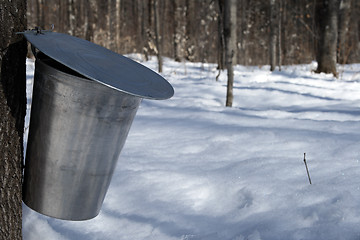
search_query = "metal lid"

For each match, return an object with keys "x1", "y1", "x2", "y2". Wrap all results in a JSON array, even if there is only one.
[{"x1": 22, "y1": 30, "x2": 174, "y2": 100}]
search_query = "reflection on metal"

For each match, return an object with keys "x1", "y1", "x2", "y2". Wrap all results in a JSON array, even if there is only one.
[
  {"x1": 21, "y1": 31, "x2": 174, "y2": 221},
  {"x1": 23, "y1": 55, "x2": 141, "y2": 220},
  {"x1": 22, "y1": 30, "x2": 174, "y2": 100}
]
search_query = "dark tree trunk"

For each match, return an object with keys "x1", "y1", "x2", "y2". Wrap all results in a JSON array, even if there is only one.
[
  {"x1": 316, "y1": 0, "x2": 339, "y2": 76},
  {"x1": 217, "y1": 0, "x2": 225, "y2": 71},
  {"x1": 278, "y1": 0, "x2": 282, "y2": 71},
  {"x1": 269, "y1": 0, "x2": 277, "y2": 71},
  {"x1": 0, "y1": 0, "x2": 27, "y2": 239},
  {"x1": 338, "y1": 0, "x2": 351, "y2": 64},
  {"x1": 223, "y1": 0, "x2": 236, "y2": 107}
]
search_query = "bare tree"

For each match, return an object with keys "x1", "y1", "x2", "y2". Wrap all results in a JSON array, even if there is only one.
[
  {"x1": 278, "y1": 0, "x2": 282, "y2": 71},
  {"x1": 338, "y1": 0, "x2": 351, "y2": 64},
  {"x1": 153, "y1": 0, "x2": 163, "y2": 72},
  {"x1": 269, "y1": 0, "x2": 277, "y2": 71},
  {"x1": 173, "y1": 0, "x2": 187, "y2": 62},
  {"x1": 26, "y1": 0, "x2": 359, "y2": 65},
  {"x1": 217, "y1": 0, "x2": 225, "y2": 71},
  {"x1": 115, "y1": 0, "x2": 121, "y2": 51},
  {"x1": 37, "y1": 0, "x2": 45, "y2": 29},
  {"x1": 0, "y1": 0, "x2": 27, "y2": 239},
  {"x1": 315, "y1": 0, "x2": 339, "y2": 76},
  {"x1": 220, "y1": 0, "x2": 237, "y2": 107},
  {"x1": 68, "y1": 0, "x2": 75, "y2": 35},
  {"x1": 107, "y1": 0, "x2": 117, "y2": 51}
]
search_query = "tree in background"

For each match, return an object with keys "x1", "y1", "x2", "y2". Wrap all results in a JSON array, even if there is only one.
[
  {"x1": 0, "y1": 0, "x2": 27, "y2": 239},
  {"x1": 220, "y1": 0, "x2": 237, "y2": 107},
  {"x1": 277, "y1": 0, "x2": 282, "y2": 71},
  {"x1": 315, "y1": 0, "x2": 339, "y2": 76},
  {"x1": 269, "y1": 0, "x2": 278, "y2": 71},
  {"x1": 153, "y1": 0, "x2": 163, "y2": 72},
  {"x1": 337, "y1": 0, "x2": 351, "y2": 64},
  {"x1": 27, "y1": 0, "x2": 360, "y2": 67},
  {"x1": 173, "y1": 0, "x2": 187, "y2": 62},
  {"x1": 217, "y1": 1, "x2": 225, "y2": 72}
]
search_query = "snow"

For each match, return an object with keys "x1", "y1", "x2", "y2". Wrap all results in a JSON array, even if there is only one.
[{"x1": 23, "y1": 56, "x2": 360, "y2": 240}]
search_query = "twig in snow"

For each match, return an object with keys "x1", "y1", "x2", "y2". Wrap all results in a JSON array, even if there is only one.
[{"x1": 303, "y1": 153, "x2": 312, "y2": 184}]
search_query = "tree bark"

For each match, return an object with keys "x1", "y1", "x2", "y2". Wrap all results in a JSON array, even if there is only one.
[
  {"x1": 278, "y1": 0, "x2": 282, "y2": 71},
  {"x1": 315, "y1": 0, "x2": 339, "y2": 76},
  {"x1": 115, "y1": 0, "x2": 121, "y2": 52},
  {"x1": 173, "y1": 0, "x2": 187, "y2": 62},
  {"x1": 68, "y1": 0, "x2": 75, "y2": 35},
  {"x1": 223, "y1": 0, "x2": 236, "y2": 107},
  {"x1": 269, "y1": 0, "x2": 277, "y2": 71},
  {"x1": 217, "y1": 0, "x2": 225, "y2": 71},
  {"x1": 338, "y1": 0, "x2": 351, "y2": 64},
  {"x1": 153, "y1": 0, "x2": 163, "y2": 72},
  {"x1": 108, "y1": 0, "x2": 117, "y2": 51},
  {"x1": 0, "y1": 0, "x2": 27, "y2": 239}
]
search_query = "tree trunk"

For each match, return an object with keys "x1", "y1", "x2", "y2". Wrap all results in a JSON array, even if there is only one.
[
  {"x1": 316, "y1": 0, "x2": 339, "y2": 76},
  {"x1": 223, "y1": 0, "x2": 236, "y2": 107},
  {"x1": 338, "y1": 0, "x2": 351, "y2": 64},
  {"x1": 278, "y1": 0, "x2": 282, "y2": 71},
  {"x1": 36, "y1": 0, "x2": 45, "y2": 29},
  {"x1": 0, "y1": 0, "x2": 27, "y2": 239},
  {"x1": 108, "y1": 0, "x2": 117, "y2": 51},
  {"x1": 141, "y1": 0, "x2": 150, "y2": 60},
  {"x1": 153, "y1": 0, "x2": 163, "y2": 72},
  {"x1": 217, "y1": 0, "x2": 225, "y2": 71},
  {"x1": 174, "y1": 0, "x2": 187, "y2": 62},
  {"x1": 68, "y1": 0, "x2": 75, "y2": 35},
  {"x1": 115, "y1": 0, "x2": 121, "y2": 52},
  {"x1": 269, "y1": 0, "x2": 277, "y2": 71}
]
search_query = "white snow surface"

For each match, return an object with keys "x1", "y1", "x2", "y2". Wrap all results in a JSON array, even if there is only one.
[{"x1": 23, "y1": 56, "x2": 360, "y2": 240}]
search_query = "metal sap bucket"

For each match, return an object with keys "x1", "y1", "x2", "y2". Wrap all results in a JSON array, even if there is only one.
[
  {"x1": 21, "y1": 30, "x2": 174, "y2": 221},
  {"x1": 23, "y1": 54, "x2": 142, "y2": 220}
]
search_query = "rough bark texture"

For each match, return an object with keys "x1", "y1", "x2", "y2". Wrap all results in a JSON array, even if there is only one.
[
  {"x1": 0, "y1": 0, "x2": 27, "y2": 239},
  {"x1": 316, "y1": 0, "x2": 339, "y2": 76}
]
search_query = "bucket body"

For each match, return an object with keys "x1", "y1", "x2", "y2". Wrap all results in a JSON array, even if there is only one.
[{"x1": 23, "y1": 55, "x2": 141, "y2": 220}]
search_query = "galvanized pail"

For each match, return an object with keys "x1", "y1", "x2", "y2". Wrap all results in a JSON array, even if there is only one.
[
  {"x1": 21, "y1": 30, "x2": 173, "y2": 221},
  {"x1": 23, "y1": 53, "x2": 142, "y2": 220}
]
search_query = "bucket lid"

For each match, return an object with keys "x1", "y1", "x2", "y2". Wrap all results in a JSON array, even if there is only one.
[{"x1": 22, "y1": 30, "x2": 174, "y2": 100}]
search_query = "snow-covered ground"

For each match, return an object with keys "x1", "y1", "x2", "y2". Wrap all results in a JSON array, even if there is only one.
[{"x1": 23, "y1": 56, "x2": 360, "y2": 240}]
